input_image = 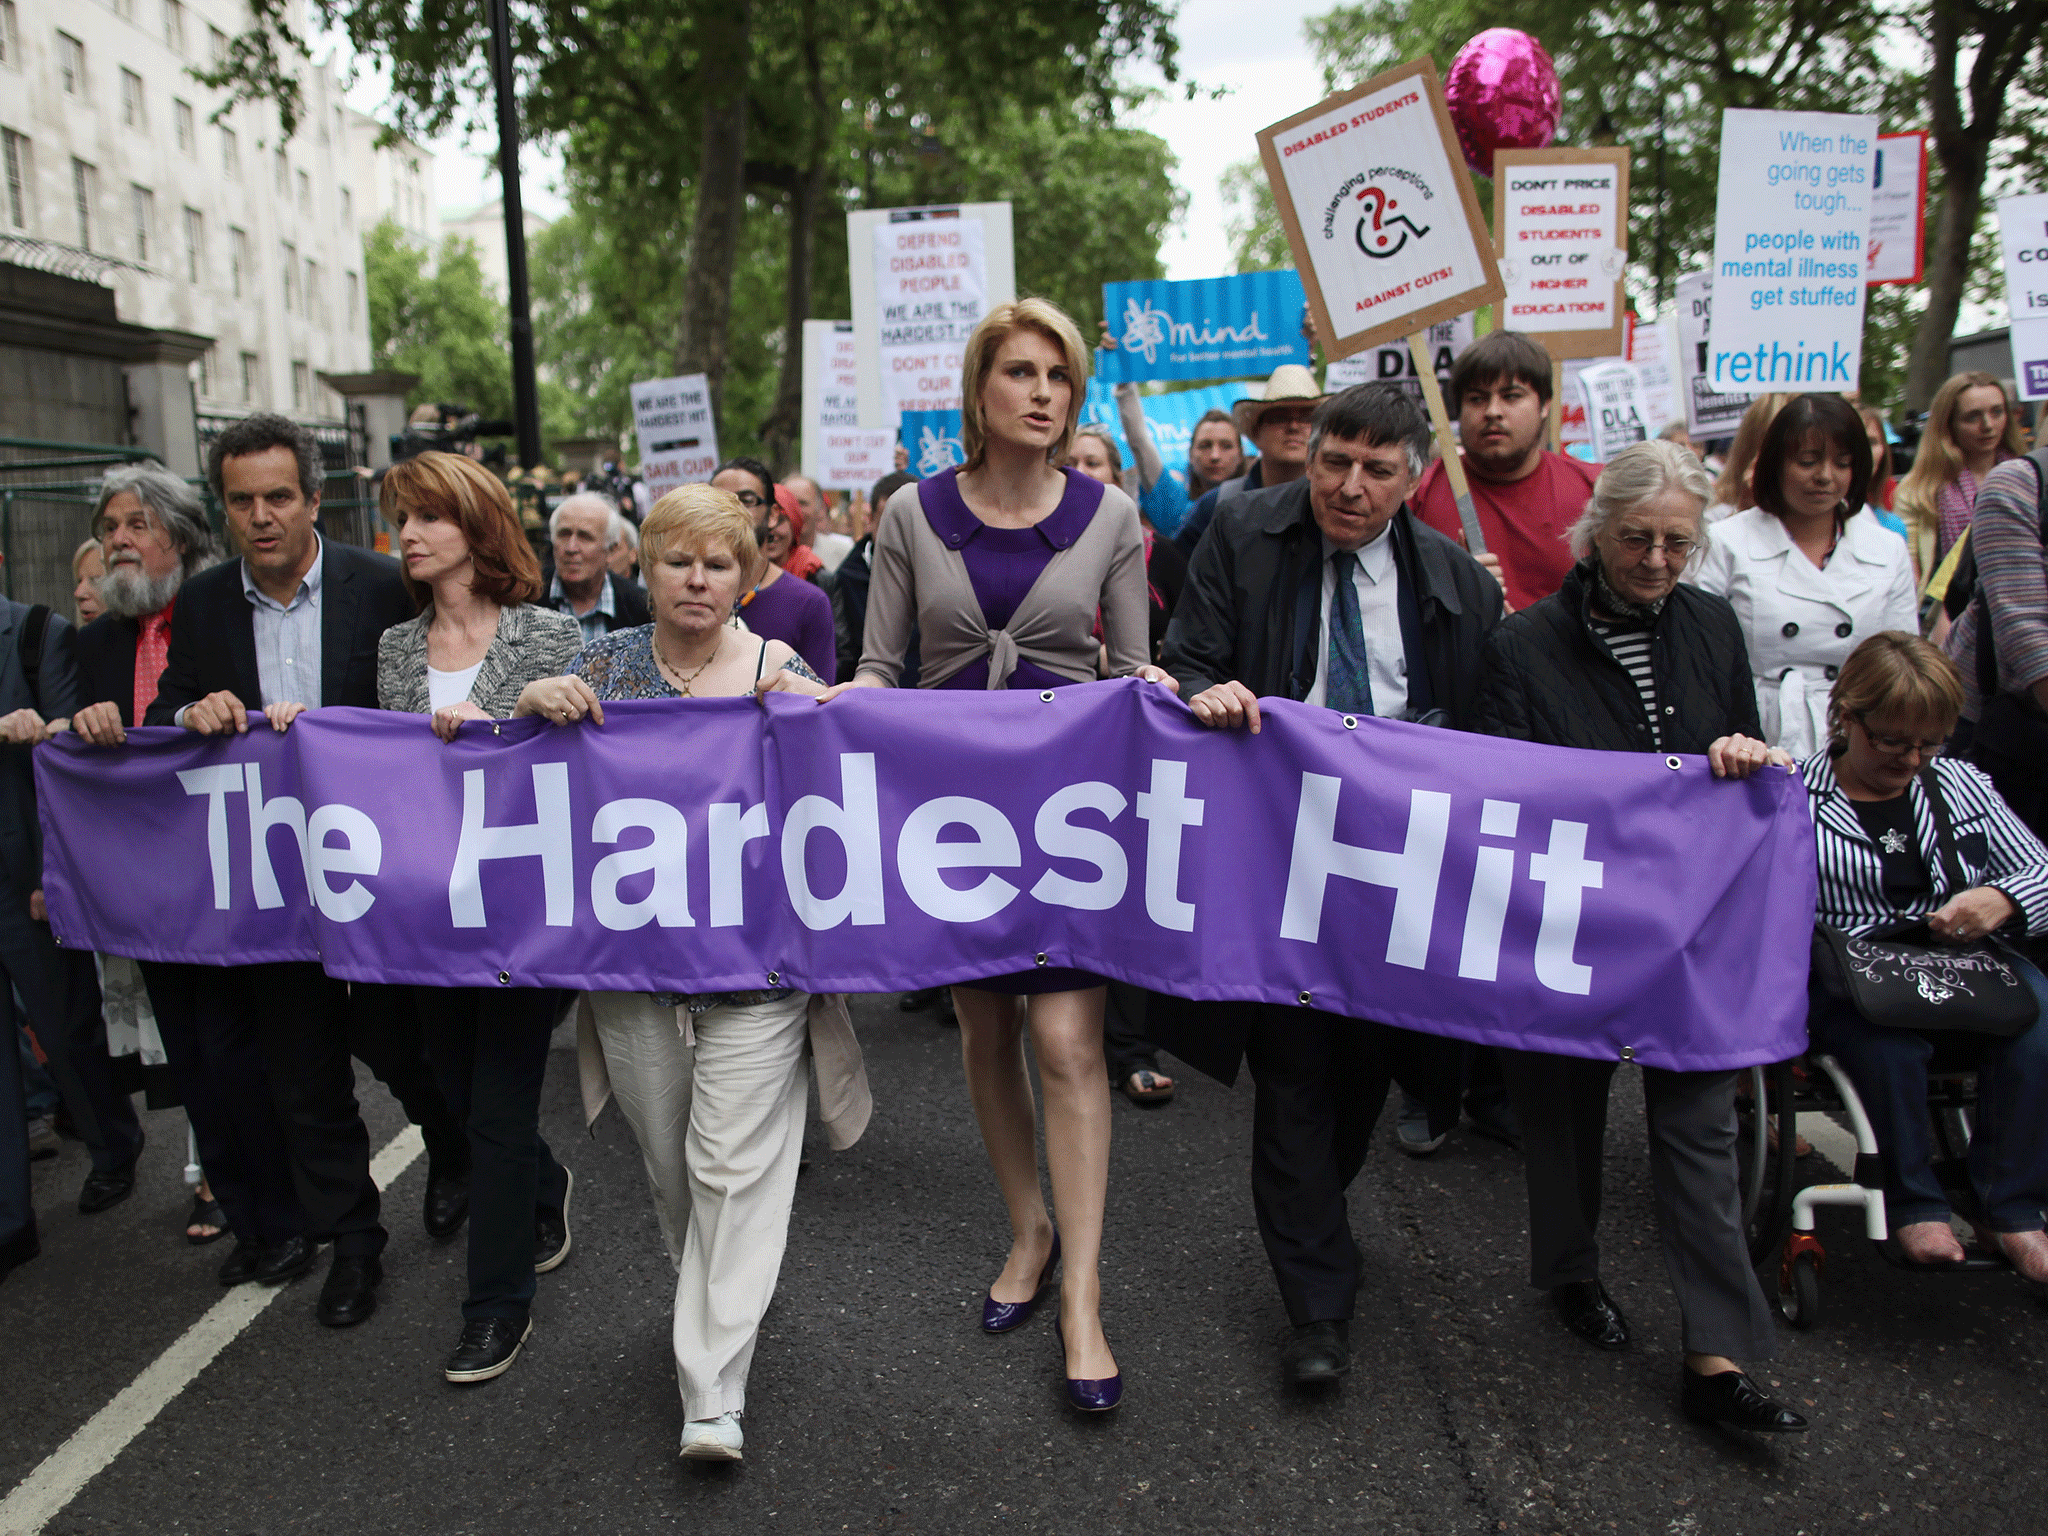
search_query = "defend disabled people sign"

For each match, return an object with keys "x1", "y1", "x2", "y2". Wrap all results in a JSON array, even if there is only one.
[
  {"x1": 629, "y1": 373, "x2": 719, "y2": 500},
  {"x1": 1491, "y1": 147, "x2": 1631, "y2": 360},
  {"x1": 1707, "y1": 108, "x2": 1879, "y2": 392},
  {"x1": 1097, "y1": 271, "x2": 1311, "y2": 384},
  {"x1": 848, "y1": 203, "x2": 1016, "y2": 429},
  {"x1": 1256, "y1": 58, "x2": 1504, "y2": 361}
]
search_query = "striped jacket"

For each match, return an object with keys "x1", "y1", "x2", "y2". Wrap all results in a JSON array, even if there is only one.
[
  {"x1": 377, "y1": 602, "x2": 583, "y2": 717},
  {"x1": 1803, "y1": 749, "x2": 2048, "y2": 937}
]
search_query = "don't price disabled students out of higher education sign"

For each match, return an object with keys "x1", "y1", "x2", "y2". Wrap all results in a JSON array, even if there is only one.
[{"x1": 1708, "y1": 108, "x2": 1878, "y2": 393}]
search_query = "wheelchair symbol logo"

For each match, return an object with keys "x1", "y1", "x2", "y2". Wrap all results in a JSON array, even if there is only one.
[
  {"x1": 1355, "y1": 185, "x2": 1430, "y2": 260},
  {"x1": 915, "y1": 424, "x2": 964, "y2": 476}
]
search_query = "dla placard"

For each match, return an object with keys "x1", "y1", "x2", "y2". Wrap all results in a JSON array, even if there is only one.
[
  {"x1": 1675, "y1": 271, "x2": 1754, "y2": 439},
  {"x1": 1492, "y1": 148, "x2": 1630, "y2": 359},
  {"x1": 800, "y1": 320, "x2": 862, "y2": 483},
  {"x1": 1708, "y1": 108, "x2": 1879, "y2": 392},
  {"x1": 1576, "y1": 361, "x2": 1650, "y2": 462},
  {"x1": 1256, "y1": 58, "x2": 1503, "y2": 361},
  {"x1": 1866, "y1": 132, "x2": 1927, "y2": 285},
  {"x1": 848, "y1": 204, "x2": 1016, "y2": 428},
  {"x1": 1323, "y1": 313, "x2": 1474, "y2": 396},
  {"x1": 630, "y1": 374, "x2": 720, "y2": 499}
]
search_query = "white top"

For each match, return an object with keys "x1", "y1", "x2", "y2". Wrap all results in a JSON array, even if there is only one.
[
  {"x1": 1304, "y1": 528, "x2": 1407, "y2": 717},
  {"x1": 427, "y1": 661, "x2": 485, "y2": 711},
  {"x1": 812, "y1": 531, "x2": 856, "y2": 572},
  {"x1": 1685, "y1": 506, "x2": 1918, "y2": 757}
]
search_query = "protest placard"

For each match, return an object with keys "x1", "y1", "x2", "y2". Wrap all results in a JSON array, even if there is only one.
[
  {"x1": 1866, "y1": 131, "x2": 1927, "y2": 286},
  {"x1": 1675, "y1": 270, "x2": 1754, "y2": 439},
  {"x1": 1575, "y1": 361, "x2": 1650, "y2": 462},
  {"x1": 1491, "y1": 148, "x2": 1630, "y2": 359},
  {"x1": 1627, "y1": 313, "x2": 1681, "y2": 435},
  {"x1": 1097, "y1": 272, "x2": 1311, "y2": 384},
  {"x1": 1707, "y1": 108, "x2": 1879, "y2": 393},
  {"x1": 848, "y1": 203, "x2": 1015, "y2": 428},
  {"x1": 1997, "y1": 191, "x2": 2048, "y2": 326},
  {"x1": 1323, "y1": 313, "x2": 1473, "y2": 395},
  {"x1": 817, "y1": 428, "x2": 900, "y2": 492},
  {"x1": 629, "y1": 373, "x2": 719, "y2": 498},
  {"x1": 800, "y1": 320, "x2": 862, "y2": 482},
  {"x1": 900, "y1": 410, "x2": 966, "y2": 477},
  {"x1": 2011, "y1": 319, "x2": 2048, "y2": 403},
  {"x1": 1255, "y1": 58, "x2": 1503, "y2": 361}
]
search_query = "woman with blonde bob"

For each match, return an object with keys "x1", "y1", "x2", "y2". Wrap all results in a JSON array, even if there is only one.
[
  {"x1": 519, "y1": 484, "x2": 862, "y2": 1464},
  {"x1": 376, "y1": 451, "x2": 585, "y2": 1387},
  {"x1": 1805, "y1": 633, "x2": 2048, "y2": 1280},
  {"x1": 766, "y1": 297, "x2": 1176, "y2": 1414},
  {"x1": 1896, "y1": 371, "x2": 2029, "y2": 572}
]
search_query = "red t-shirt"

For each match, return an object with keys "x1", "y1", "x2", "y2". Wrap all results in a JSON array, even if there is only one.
[{"x1": 1413, "y1": 450, "x2": 1600, "y2": 612}]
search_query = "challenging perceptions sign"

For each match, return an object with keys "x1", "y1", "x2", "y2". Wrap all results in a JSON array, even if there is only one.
[
  {"x1": 1096, "y1": 272, "x2": 1311, "y2": 384},
  {"x1": 37, "y1": 683, "x2": 1816, "y2": 1072}
]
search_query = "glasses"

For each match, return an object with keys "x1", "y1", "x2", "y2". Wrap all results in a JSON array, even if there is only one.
[
  {"x1": 1609, "y1": 530, "x2": 1697, "y2": 563},
  {"x1": 1853, "y1": 714, "x2": 1945, "y2": 757},
  {"x1": 730, "y1": 489, "x2": 767, "y2": 509}
]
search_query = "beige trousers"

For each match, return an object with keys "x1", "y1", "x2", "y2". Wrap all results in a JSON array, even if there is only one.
[{"x1": 585, "y1": 989, "x2": 811, "y2": 1421}]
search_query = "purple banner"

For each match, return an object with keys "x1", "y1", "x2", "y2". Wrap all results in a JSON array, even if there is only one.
[{"x1": 35, "y1": 681, "x2": 1817, "y2": 1071}]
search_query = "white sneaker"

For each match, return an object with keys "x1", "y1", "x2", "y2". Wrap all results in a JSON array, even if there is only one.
[{"x1": 679, "y1": 1411, "x2": 744, "y2": 1461}]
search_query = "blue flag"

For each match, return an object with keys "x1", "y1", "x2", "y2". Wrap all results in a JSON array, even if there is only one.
[{"x1": 1097, "y1": 272, "x2": 1312, "y2": 384}]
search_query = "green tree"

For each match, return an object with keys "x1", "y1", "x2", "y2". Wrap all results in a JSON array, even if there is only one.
[{"x1": 363, "y1": 219, "x2": 514, "y2": 418}]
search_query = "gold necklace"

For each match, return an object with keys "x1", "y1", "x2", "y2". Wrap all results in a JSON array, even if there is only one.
[{"x1": 654, "y1": 631, "x2": 722, "y2": 697}]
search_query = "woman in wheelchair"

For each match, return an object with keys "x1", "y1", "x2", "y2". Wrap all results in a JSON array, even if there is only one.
[{"x1": 1805, "y1": 633, "x2": 2048, "y2": 1278}]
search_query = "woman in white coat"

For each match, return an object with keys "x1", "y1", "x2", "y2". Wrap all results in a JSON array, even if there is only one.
[{"x1": 1689, "y1": 393, "x2": 1917, "y2": 760}]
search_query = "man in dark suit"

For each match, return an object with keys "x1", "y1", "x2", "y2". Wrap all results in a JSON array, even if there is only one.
[
  {"x1": 1157, "y1": 384, "x2": 1504, "y2": 1388},
  {"x1": 544, "y1": 493, "x2": 649, "y2": 644}
]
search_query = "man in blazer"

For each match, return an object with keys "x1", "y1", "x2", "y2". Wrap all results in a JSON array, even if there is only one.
[
  {"x1": 544, "y1": 493, "x2": 649, "y2": 644},
  {"x1": 1157, "y1": 383, "x2": 1504, "y2": 1389}
]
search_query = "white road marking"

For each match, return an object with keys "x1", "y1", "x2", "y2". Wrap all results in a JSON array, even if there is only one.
[
  {"x1": 0, "y1": 1125, "x2": 424, "y2": 1536},
  {"x1": 1798, "y1": 1111, "x2": 1860, "y2": 1177}
]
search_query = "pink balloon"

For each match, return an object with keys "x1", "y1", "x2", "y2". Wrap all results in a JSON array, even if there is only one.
[{"x1": 1444, "y1": 29, "x2": 1562, "y2": 178}]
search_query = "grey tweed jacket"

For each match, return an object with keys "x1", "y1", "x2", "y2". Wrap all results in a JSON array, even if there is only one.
[{"x1": 377, "y1": 601, "x2": 585, "y2": 716}]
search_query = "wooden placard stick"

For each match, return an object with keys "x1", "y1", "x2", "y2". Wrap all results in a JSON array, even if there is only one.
[{"x1": 1409, "y1": 329, "x2": 1484, "y2": 555}]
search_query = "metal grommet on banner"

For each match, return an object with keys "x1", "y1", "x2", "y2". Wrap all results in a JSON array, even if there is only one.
[
  {"x1": 1619, "y1": 1046, "x2": 1636, "y2": 1062},
  {"x1": 50, "y1": 934, "x2": 60, "y2": 947},
  {"x1": 1664, "y1": 756, "x2": 1682, "y2": 771},
  {"x1": 1039, "y1": 691, "x2": 1055, "y2": 703},
  {"x1": 1034, "y1": 953, "x2": 1048, "y2": 967},
  {"x1": 1297, "y1": 990, "x2": 1312, "y2": 1006},
  {"x1": 1341, "y1": 715, "x2": 1358, "y2": 730},
  {"x1": 496, "y1": 971, "x2": 511, "y2": 986},
  {"x1": 767, "y1": 971, "x2": 780, "y2": 987},
  {"x1": 492, "y1": 722, "x2": 502, "y2": 735}
]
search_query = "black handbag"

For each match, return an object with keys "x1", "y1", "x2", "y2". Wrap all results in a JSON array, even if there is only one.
[{"x1": 1810, "y1": 768, "x2": 2041, "y2": 1038}]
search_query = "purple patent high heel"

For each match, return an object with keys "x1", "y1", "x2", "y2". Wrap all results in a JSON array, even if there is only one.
[
  {"x1": 1056, "y1": 1313, "x2": 1123, "y2": 1413},
  {"x1": 981, "y1": 1231, "x2": 1060, "y2": 1333}
]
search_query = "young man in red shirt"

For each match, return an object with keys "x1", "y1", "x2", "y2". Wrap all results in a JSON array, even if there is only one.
[{"x1": 1412, "y1": 330, "x2": 1599, "y2": 614}]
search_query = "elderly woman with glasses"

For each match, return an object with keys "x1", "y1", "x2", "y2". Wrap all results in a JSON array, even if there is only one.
[
  {"x1": 1805, "y1": 633, "x2": 2048, "y2": 1280},
  {"x1": 1472, "y1": 439, "x2": 1810, "y2": 1436}
]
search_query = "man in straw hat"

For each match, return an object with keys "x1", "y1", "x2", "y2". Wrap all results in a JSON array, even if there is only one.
[{"x1": 1172, "y1": 364, "x2": 1326, "y2": 557}]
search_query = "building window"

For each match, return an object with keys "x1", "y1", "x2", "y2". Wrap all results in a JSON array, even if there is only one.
[
  {"x1": 161, "y1": 0, "x2": 182, "y2": 52},
  {"x1": 173, "y1": 98, "x2": 193, "y2": 153},
  {"x1": 239, "y1": 350, "x2": 257, "y2": 403},
  {"x1": 120, "y1": 68, "x2": 144, "y2": 128},
  {"x1": 296, "y1": 168, "x2": 309, "y2": 216},
  {"x1": 280, "y1": 240, "x2": 296, "y2": 311},
  {"x1": 57, "y1": 31, "x2": 83, "y2": 94},
  {"x1": 0, "y1": 1, "x2": 17, "y2": 68},
  {"x1": 273, "y1": 148, "x2": 287, "y2": 195},
  {"x1": 70, "y1": 158, "x2": 93, "y2": 248},
  {"x1": 207, "y1": 24, "x2": 225, "y2": 66},
  {"x1": 129, "y1": 183, "x2": 152, "y2": 261},
  {"x1": 2, "y1": 130, "x2": 27, "y2": 230},
  {"x1": 345, "y1": 269, "x2": 359, "y2": 330},
  {"x1": 305, "y1": 258, "x2": 322, "y2": 325},
  {"x1": 109, "y1": 0, "x2": 132, "y2": 21},
  {"x1": 220, "y1": 125, "x2": 237, "y2": 177},
  {"x1": 291, "y1": 361, "x2": 308, "y2": 411},
  {"x1": 230, "y1": 225, "x2": 247, "y2": 296},
  {"x1": 333, "y1": 106, "x2": 343, "y2": 146},
  {"x1": 182, "y1": 205, "x2": 201, "y2": 281},
  {"x1": 339, "y1": 186, "x2": 352, "y2": 226}
]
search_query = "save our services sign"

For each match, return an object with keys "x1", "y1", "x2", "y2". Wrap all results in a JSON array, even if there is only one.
[{"x1": 1096, "y1": 272, "x2": 1311, "y2": 384}]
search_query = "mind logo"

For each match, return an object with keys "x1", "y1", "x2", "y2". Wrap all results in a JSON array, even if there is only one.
[{"x1": 1355, "y1": 185, "x2": 1430, "y2": 259}]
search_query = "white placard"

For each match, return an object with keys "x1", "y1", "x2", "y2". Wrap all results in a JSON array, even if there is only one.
[
  {"x1": 1626, "y1": 314, "x2": 1682, "y2": 435},
  {"x1": 1323, "y1": 314, "x2": 1474, "y2": 392},
  {"x1": 2012, "y1": 316, "x2": 2048, "y2": 402},
  {"x1": 1675, "y1": 270, "x2": 1755, "y2": 439},
  {"x1": 629, "y1": 373, "x2": 719, "y2": 499},
  {"x1": 1496, "y1": 157, "x2": 1627, "y2": 344},
  {"x1": 848, "y1": 204, "x2": 1016, "y2": 428},
  {"x1": 1708, "y1": 108, "x2": 1878, "y2": 392},
  {"x1": 1997, "y1": 191, "x2": 2048, "y2": 326},
  {"x1": 1576, "y1": 361, "x2": 1651, "y2": 462},
  {"x1": 1866, "y1": 132, "x2": 1927, "y2": 285},
  {"x1": 817, "y1": 428, "x2": 899, "y2": 493},
  {"x1": 800, "y1": 320, "x2": 862, "y2": 482},
  {"x1": 1558, "y1": 358, "x2": 1594, "y2": 448}
]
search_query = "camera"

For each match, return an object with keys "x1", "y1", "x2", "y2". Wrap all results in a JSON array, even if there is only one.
[{"x1": 390, "y1": 403, "x2": 516, "y2": 464}]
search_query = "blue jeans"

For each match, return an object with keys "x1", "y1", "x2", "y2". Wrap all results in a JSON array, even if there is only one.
[{"x1": 1808, "y1": 960, "x2": 2048, "y2": 1232}]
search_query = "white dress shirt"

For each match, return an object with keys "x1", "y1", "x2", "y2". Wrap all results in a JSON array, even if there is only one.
[{"x1": 1304, "y1": 528, "x2": 1407, "y2": 716}]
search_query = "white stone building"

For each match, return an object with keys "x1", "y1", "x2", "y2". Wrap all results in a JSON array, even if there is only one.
[
  {"x1": 346, "y1": 107, "x2": 437, "y2": 251},
  {"x1": 439, "y1": 196, "x2": 546, "y2": 299}
]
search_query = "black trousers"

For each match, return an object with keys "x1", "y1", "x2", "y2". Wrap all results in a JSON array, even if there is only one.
[
  {"x1": 6, "y1": 910, "x2": 142, "y2": 1174},
  {"x1": 1243, "y1": 1006, "x2": 1461, "y2": 1325},
  {"x1": 1103, "y1": 982, "x2": 1160, "y2": 1079},
  {"x1": 350, "y1": 983, "x2": 468, "y2": 1173},
  {"x1": 413, "y1": 986, "x2": 568, "y2": 1320}
]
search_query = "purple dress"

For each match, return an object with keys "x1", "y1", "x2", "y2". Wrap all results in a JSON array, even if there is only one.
[
  {"x1": 921, "y1": 466, "x2": 1106, "y2": 995},
  {"x1": 739, "y1": 568, "x2": 837, "y2": 683}
]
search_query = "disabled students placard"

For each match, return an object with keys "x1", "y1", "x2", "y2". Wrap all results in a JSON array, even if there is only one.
[{"x1": 1708, "y1": 109, "x2": 1878, "y2": 393}]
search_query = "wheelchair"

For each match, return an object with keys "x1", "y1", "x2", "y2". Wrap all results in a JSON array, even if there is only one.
[{"x1": 1737, "y1": 1042, "x2": 2035, "y2": 1329}]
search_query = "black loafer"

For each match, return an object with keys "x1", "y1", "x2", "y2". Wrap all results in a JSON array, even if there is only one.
[
  {"x1": 252, "y1": 1234, "x2": 319, "y2": 1285},
  {"x1": 78, "y1": 1159, "x2": 139, "y2": 1215},
  {"x1": 444, "y1": 1315, "x2": 533, "y2": 1383},
  {"x1": 1280, "y1": 1320, "x2": 1351, "y2": 1387},
  {"x1": 1551, "y1": 1279, "x2": 1631, "y2": 1351},
  {"x1": 424, "y1": 1160, "x2": 471, "y2": 1241},
  {"x1": 218, "y1": 1238, "x2": 264, "y2": 1286},
  {"x1": 316, "y1": 1253, "x2": 383, "y2": 1327},
  {"x1": 534, "y1": 1169, "x2": 573, "y2": 1275},
  {"x1": 1681, "y1": 1367, "x2": 1810, "y2": 1433}
]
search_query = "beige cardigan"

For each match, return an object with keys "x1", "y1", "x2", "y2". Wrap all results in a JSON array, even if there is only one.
[{"x1": 854, "y1": 474, "x2": 1150, "y2": 689}]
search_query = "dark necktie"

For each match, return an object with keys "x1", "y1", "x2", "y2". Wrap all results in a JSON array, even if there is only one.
[{"x1": 1325, "y1": 549, "x2": 1374, "y2": 716}]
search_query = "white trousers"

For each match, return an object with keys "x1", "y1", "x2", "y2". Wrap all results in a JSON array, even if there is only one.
[{"x1": 586, "y1": 989, "x2": 811, "y2": 1421}]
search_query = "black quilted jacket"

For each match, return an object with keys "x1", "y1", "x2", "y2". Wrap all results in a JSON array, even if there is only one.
[{"x1": 1471, "y1": 557, "x2": 1761, "y2": 753}]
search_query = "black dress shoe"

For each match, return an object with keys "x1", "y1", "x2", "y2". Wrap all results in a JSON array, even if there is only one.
[
  {"x1": 78, "y1": 1159, "x2": 139, "y2": 1215},
  {"x1": 898, "y1": 988, "x2": 943, "y2": 1013},
  {"x1": 317, "y1": 1253, "x2": 383, "y2": 1327},
  {"x1": 253, "y1": 1234, "x2": 319, "y2": 1286},
  {"x1": 424, "y1": 1160, "x2": 471, "y2": 1240},
  {"x1": 1681, "y1": 1367, "x2": 1810, "y2": 1433},
  {"x1": 1551, "y1": 1279, "x2": 1631, "y2": 1351},
  {"x1": 1280, "y1": 1320, "x2": 1351, "y2": 1386},
  {"x1": 444, "y1": 1315, "x2": 534, "y2": 1383},
  {"x1": 0, "y1": 1217, "x2": 40, "y2": 1284},
  {"x1": 218, "y1": 1238, "x2": 264, "y2": 1286},
  {"x1": 534, "y1": 1168, "x2": 574, "y2": 1275}
]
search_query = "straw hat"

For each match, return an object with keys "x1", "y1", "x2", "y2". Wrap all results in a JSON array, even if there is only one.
[{"x1": 1232, "y1": 364, "x2": 1327, "y2": 439}]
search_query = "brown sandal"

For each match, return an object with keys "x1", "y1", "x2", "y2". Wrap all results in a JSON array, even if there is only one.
[{"x1": 1121, "y1": 1069, "x2": 1175, "y2": 1105}]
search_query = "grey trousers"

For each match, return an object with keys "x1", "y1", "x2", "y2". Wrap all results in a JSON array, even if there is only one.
[
  {"x1": 587, "y1": 989, "x2": 811, "y2": 1421},
  {"x1": 1498, "y1": 1049, "x2": 1777, "y2": 1360}
]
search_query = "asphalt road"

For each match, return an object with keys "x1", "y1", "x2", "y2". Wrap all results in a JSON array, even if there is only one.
[{"x1": 5, "y1": 994, "x2": 2047, "y2": 1535}]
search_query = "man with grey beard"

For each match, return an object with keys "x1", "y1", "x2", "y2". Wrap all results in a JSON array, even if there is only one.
[{"x1": 72, "y1": 463, "x2": 217, "y2": 727}]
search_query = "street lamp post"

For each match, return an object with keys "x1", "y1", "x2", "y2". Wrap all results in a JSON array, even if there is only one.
[{"x1": 487, "y1": 0, "x2": 543, "y2": 470}]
